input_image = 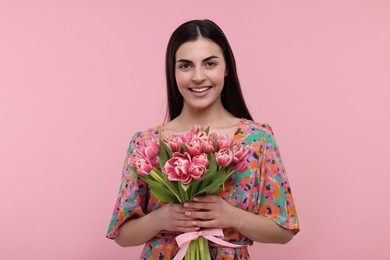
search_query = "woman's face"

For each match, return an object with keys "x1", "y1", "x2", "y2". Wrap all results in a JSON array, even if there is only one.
[{"x1": 175, "y1": 37, "x2": 227, "y2": 112}]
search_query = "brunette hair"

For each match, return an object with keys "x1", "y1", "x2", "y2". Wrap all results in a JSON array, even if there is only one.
[{"x1": 165, "y1": 19, "x2": 253, "y2": 121}]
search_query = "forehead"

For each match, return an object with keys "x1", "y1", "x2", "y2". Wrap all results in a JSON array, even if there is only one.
[{"x1": 176, "y1": 37, "x2": 223, "y2": 60}]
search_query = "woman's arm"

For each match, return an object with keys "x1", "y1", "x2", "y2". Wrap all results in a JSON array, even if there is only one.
[
  {"x1": 114, "y1": 202, "x2": 200, "y2": 247},
  {"x1": 114, "y1": 209, "x2": 160, "y2": 247},
  {"x1": 232, "y1": 206, "x2": 294, "y2": 244},
  {"x1": 183, "y1": 195, "x2": 295, "y2": 244}
]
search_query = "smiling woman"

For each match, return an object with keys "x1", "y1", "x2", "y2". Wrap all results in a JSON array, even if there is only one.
[
  {"x1": 175, "y1": 38, "x2": 227, "y2": 114},
  {"x1": 106, "y1": 19, "x2": 300, "y2": 260}
]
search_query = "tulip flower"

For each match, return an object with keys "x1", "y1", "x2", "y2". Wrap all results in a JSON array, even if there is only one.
[
  {"x1": 163, "y1": 152, "x2": 192, "y2": 184},
  {"x1": 232, "y1": 142, "x2": 250, "y2": 163},
  {"x1": 214, "y1": 148, "x2": 234, "y2": 167},
  {"x1": 192, "y1": 153, "x2": 209, "y2": 167},
  {"x1": 164, "y1": 135, "x2": 183, "y2": 152},
  {"x1": 184, "y1": 138, "x2": 203, "y2": 157},
  {"x1": 143, "y1": 139, "x2": 160, "y2": 160},
  {"x1": 130, "y1": 154, "x2": 153, "y2": 176}
]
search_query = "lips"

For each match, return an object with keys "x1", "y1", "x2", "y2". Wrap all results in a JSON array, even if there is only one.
[{"x1": 189, "y1": 86, "x2": 212, "y2": 93}]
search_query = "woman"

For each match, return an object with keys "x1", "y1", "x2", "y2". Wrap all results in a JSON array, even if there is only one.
[{"x1": 106, "y1": 19, "x2": 300, "y2": 259}]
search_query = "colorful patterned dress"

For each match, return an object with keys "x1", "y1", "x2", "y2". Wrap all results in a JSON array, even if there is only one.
[{"x1": 106, "y1": 118, "x2": 300, "y2": 259}]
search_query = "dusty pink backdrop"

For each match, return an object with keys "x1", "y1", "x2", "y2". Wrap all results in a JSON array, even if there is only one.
[{"x1": 1, "y1": 0, "x2": 389, "y2": 259}]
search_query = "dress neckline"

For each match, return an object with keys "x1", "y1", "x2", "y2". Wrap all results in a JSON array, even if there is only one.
[{"x1": 157, "y1": 118, "x2": 245, "y2": 139}]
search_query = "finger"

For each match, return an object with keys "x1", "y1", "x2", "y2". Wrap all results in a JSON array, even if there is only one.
[
  {"x1": 194, "y1": 195, "x2": 218, "y2": 203},
  {"x1": 176, "y1": 220, "x2": 199, "y2": 228},
  {"x1": 174, "y1": 204, "x2": 201, "y2": 212},
  {"x1": 176, "y1": 214, "x2": 198, "y2": 221},
  {"x1": 185, "y1": 210, "x2": 213, "y2": 220},
  {"x1": 172, "y1": 204, "x2": 187, "y2": 214},
  {"x1": 184, "y1": 202, "x2": 213, "y2": 210},
  {"x1": 176, "y1": 226, "x2": 200, "y2": 233},
  {"x1": 193, "y1": 219, "x2": 216, "y2": 229}
]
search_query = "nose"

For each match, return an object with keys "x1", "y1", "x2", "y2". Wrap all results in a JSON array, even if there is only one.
[{"x1": 191, "y1": 67, "x2": 206, "y2": 83}]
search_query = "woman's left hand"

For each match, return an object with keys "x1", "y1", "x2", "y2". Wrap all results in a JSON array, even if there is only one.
[{"x1": 183, "y1": 195, "x2": 242, "y2": 229}]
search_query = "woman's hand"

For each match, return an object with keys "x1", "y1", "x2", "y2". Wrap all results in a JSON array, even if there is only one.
[
  {"x1": 182, "y1": 195, "x2": 242, "y2": 229},
  {"x1": 153, "y1": 202, "x2": 200, "y2": 233}
]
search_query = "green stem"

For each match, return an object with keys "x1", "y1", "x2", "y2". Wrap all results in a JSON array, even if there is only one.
[
  {"x1": 205, "y1": 236, "x2": 211, "y2": 260},
  {"x1": 149, "y1": 168, "x2": 182, "y2": 203},
  {"x1": 224, "y1": 168, "x2": 236, "y2": 182},
  {"x1": 185, "y1": 240, "x2": 196, "y2": 260}
]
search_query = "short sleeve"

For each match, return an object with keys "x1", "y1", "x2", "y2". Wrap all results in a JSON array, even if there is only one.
[
  {"x1": 257, "y1": 124, "x2": 300, "y2": 234},
  {"x1": 106, "y1": 132, "x2": 148, "y2": 239}
]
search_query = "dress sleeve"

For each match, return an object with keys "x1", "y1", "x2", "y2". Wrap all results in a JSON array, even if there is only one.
[
  {"x1": 256, "y1": 124, "x2": 300, "y2": 234},
  {"x1": 106, "y1": 132, "x2": 148, "y2": 239}
]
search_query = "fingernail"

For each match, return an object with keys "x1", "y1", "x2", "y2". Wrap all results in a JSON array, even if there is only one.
[
  {"x1": 183, "y1": 203, "x2": 189, "y2": 207},
  {"x1": 185, "y1": 212, "x2": 191, "y2": 216},
  {"x1": 192, "y1": 221, "x2": 197, "y2": 225},
  {"x1": 193, "y1": 197, "x2": 199, "y2": 201}
]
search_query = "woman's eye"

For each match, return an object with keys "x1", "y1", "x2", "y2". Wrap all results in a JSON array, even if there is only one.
[
  {"x1": 178, "y1": 63, "x2": 191, "y2": 70},
  {"x1": 205, "y1": 61, "x2": 217, "y2": 68}
]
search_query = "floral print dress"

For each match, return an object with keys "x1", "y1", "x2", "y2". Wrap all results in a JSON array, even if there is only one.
[{"x1": 106, "y1": 119, "x2": 300, "y2": 259}]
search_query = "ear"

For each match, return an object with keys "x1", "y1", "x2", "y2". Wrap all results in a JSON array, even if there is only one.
[{"x1": 224, "y1": 68, "x2": 228, "y2": 77}]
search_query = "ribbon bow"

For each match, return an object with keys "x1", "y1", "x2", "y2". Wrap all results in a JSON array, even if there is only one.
[{"x1": 173, "y1": 228, "x2": 244, "y2": 260}]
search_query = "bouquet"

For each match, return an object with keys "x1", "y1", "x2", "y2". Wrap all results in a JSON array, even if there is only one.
[{"x1": 128, "y1": 125, "x2": 250, "y2": 260}]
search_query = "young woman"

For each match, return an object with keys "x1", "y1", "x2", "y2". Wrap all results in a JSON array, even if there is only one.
[{"x1": 106, "y1": 19, "x2": 300, "y2": 259}]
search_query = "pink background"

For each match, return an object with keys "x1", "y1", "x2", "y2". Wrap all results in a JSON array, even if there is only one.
[{"x1": 1, "y1": 0, "x2": 389, "y2": 259}]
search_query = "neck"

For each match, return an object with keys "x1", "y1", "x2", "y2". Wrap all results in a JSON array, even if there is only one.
[{"x1": 175, "y1": 102, "x2": 237, "y2": 130}]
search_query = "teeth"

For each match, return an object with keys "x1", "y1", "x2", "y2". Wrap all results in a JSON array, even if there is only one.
[{"x1": 191, "y1": 87, "x2": 210, "y2": 93}]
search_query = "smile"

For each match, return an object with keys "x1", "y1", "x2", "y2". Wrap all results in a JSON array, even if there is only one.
[{"x1": 189, "y1": 87, "x2": 212, "y2": 93}]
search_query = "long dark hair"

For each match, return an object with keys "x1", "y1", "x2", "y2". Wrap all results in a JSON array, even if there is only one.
[{"x1": 165, "y1": 19, "x2": 253, "y2": 121}]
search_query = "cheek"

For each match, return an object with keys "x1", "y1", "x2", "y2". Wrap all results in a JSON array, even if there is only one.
[
  {"x1": 208, "y1": 69, "x2": 226, "y2": 85},
  {"x1": 175, "y1": 72, "x2": 189, "y2": 89}
]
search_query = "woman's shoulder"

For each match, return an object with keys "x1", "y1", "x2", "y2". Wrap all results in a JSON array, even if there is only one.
[
  {"x1": 240, "y1": 118, "x2": 275, "y2": 137},
  {"x1": 126, "y1": 126, "x2": 160, "y2": 151}
]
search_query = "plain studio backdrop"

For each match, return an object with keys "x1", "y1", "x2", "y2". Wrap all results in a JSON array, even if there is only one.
[{"x1": 1, "y1": 1, "x2": 389, "y2": 259}]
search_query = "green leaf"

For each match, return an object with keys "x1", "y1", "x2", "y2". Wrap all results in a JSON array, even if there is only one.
[
  {"x1": 197, "y1": 155, "x2": 218, "y2": 192},
  {"x1": 194, "y1": 178, "x2": 223, "y2": 196},
  {"x1": 197, "y1": 170, "x2": 217, "y2": 192},
  {"x1": 189, "y1": 180, "x2": 201, "y2": 200},
  {"x1": 177, "y1": 181, "x2": 189, "y2": 202},
  {"x1": 224, "y1": 167, "x2": 236, "y2": 182},
  {"x1": 179, "y1": 143, "x2": 186, "y2": 153},
  {"x1": 180, "y1": 182, "x2": 189, "y2": 192},
  {"x1": 138, "y1": 175, "x2": 178, "y2": 202},
  {"x1": 161, "y1": 138, "x2": 173, "y2": 158},
  {"x1": 148, "y1": 183, "x2": 177, "y2": 202},
  {"x1": 138, "y1": 175, "x2": 160, "y2": 186},
  {"x1": 158, "y1": 137, "x2": 169, "y2": 169},
  {"x1": 205, "y1": 126, "x2": 210, "y2": 135},
  {"x1": 149, "y1": 168, "x2": 183, "y2": 203},
  {"x1": 208, "y1": 153, "x2": 217, "y2": 172}
]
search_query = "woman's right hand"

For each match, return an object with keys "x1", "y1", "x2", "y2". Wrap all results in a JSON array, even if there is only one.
[{"x1": 152, "y1": 202, "x2": 200, "y2": 233}]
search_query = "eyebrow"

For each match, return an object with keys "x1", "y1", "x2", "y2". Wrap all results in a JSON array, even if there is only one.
[{"x1": 176, "y1": 55, "x2": 220, "y2": 63}]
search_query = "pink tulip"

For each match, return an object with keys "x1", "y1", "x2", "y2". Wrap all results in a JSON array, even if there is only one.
[
  {"x1": 149, "y1": 156, "x2": 161, "y2": 169},
  {"x1": 163, "y1": 152, "x2": 192, "y2": 184},
  {"x1": 197, "y1": 132, "x2": 214, "y2": 153},
  {"x1": 216, "y1": 134, "x2": 233, "y2": 150},
  {"x1": 164, "y1": 135, "x2": 183, "y2": 152},
  {"x1": 192, "y1": 153, "x2": 209, "y2": 167},
  {"x1": 180, "y1": 132, "x2": 193, "y2": 143},
  {"x1": 130, "y1": 153, "x2": 153, "y2": 176},
  {"x1": 234, "y1": 157, "x2": 250, "y2": 173},
  {"x1": 188, "y1": 163, "x2": 207, "y2": 180},
  {"x1": 232, "y1": 142, "x2": 250, "y2": 163},
  {"x1": 143, "y1": 139, "x2": 160, "y2": 160},
  {"x1": 214, "y1": 148, "x2": 234, "y2": 167},
  {"x1": 184, "y1": 138, "x2": 203, "y2": 157},
  {"x1": 189, "y1": 125, "x2": 204, "y2": 134}
]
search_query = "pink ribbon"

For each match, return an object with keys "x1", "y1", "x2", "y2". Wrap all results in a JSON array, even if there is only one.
[{"x1": 173, "y1": 228, "x2": 244, "y2": 260}]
